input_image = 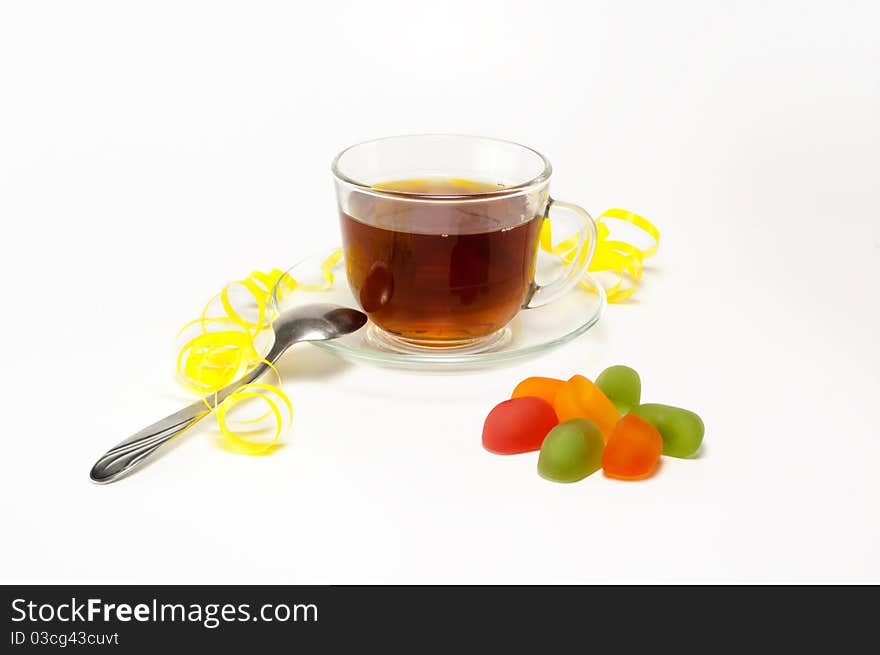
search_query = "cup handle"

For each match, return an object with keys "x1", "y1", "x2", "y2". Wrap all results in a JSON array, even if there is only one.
[{"x1": 524, "y1": 198, "x2": 598, "y2": 309}]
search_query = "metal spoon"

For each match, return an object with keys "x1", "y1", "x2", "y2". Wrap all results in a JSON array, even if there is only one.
[{"x1": 90, "y1": 303, "x2": 367, "y2": 484}]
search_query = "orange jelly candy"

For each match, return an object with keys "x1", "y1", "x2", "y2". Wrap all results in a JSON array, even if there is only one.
[
  {"x1": 602, "y1": 414, "x2": 663, "y2": 480},
  {"x1": 511, "y1": 376, "x2": 565, "y2": 407},
  {"x1": 553, "y1": 375, "x2": 619, "y2": 440}
]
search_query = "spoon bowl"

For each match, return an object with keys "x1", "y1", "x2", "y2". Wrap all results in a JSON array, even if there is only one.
[{"x1": 272, "y1": 303, "x2": 367, "y2": 344}]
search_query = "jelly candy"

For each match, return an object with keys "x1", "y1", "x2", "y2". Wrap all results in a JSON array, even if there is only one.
[
  {"x1": 602, "y1": 414, "x2": 663, "y2": 480},
  {"x1": 630, "y1": 403, "x2": 704, "y2": 458},
  {"x1": 482, "y1": 397, "x2": 559, "y2": 455},
  {"x1": 595, "y1": 365, "x2": 641, "y2": 415},
  {"x1": 553, "y1": 375, "x2": 619, "y2": 440},
  {"x1": 511, "y1": 376, "x2": 564, "y2": 407},
  {"x1": 537, "y1": 418, "x2": 604, "y2": 483}
]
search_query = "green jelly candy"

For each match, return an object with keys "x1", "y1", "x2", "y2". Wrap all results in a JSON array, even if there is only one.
[
  {"x1": 595, "y1": 365, "x2": 641, "y2": 414},
  {"x1": 537, "y1": 418, "x2": 604, "y2": 483},
  {"x1": 630, "y1": 403, "x2": 704, "y2": 458}
]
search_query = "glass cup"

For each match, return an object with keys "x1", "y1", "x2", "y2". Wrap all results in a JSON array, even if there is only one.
[{"x1": 332, "y1": 134, "x2": 597, "y2": 353}]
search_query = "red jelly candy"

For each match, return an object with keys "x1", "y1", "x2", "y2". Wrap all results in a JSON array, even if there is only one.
[{"x1": 482, "y1": 397, "x2": 559, "y2": 455}]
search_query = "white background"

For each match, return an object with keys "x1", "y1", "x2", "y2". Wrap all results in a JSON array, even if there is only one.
[{"x1": 1, "y1": 0, "x2": 878, "y2": 583}]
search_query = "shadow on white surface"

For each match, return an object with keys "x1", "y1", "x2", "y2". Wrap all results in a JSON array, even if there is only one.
[{"x1": 274, "y1": 343, "x2": 354, "y2": 381}]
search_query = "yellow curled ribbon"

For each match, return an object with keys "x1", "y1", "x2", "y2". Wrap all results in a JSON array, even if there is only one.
[
  {"x1": 216, "y1": 382, "x2": 293, "y2": 455},
  {"x1": 288, "y1": 248, "x2": 344, "y2": 293},
  {"x1": 540, "y1": 207, "x2": 660, "y2": 303},
  {"x1": 174, "y1": 253, "x2": 340, "y2": 455}
]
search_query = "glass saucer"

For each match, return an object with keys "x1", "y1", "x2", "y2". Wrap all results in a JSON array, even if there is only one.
[{"x1": 271, "y1": 249, "x2": 605, "y2": 369}]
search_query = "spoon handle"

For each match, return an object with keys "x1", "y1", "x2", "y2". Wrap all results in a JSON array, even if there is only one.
[{"x1": 89, "y1": 346, "x2": 283, "y2": 484}]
